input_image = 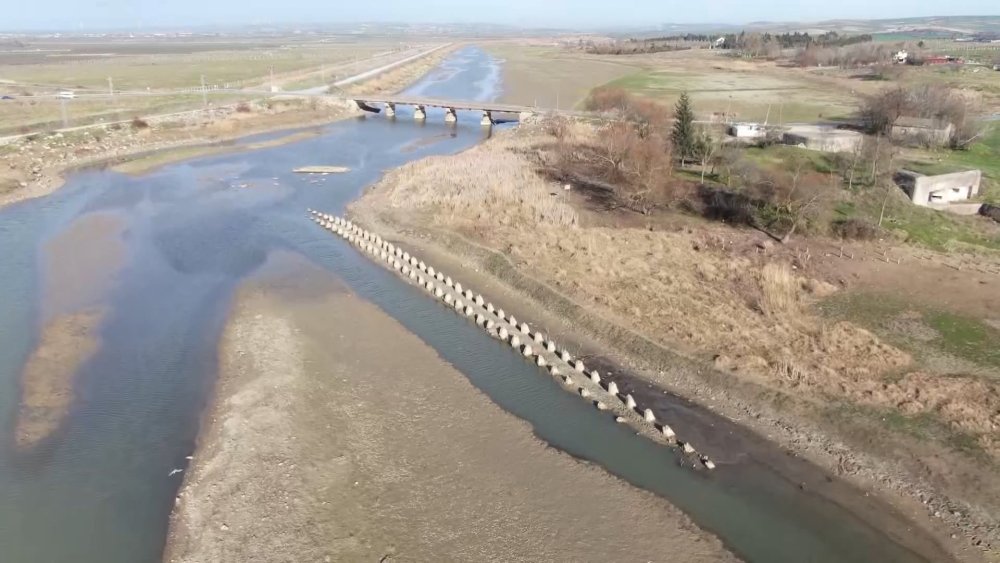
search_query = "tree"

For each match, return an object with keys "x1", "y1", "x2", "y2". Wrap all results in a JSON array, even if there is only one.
[{"x1": 672, "y1": 92, "x2": 696, "y2": 165}]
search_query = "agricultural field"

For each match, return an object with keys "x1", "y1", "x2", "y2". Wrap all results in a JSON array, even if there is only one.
[
  {"x1": 0, "y1": 36, "x2": 421, "y2": 133},
  {"x1": 0, "y1": 38, "x2": 404, "y2": 91}
]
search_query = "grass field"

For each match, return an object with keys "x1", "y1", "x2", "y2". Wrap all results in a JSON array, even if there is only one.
[
  {"x1": 0, "y1": 40, "x2": 398, "y2": 91},
  {"x1": 607, "y1": 67, "x2": 859, "y2": 123},
  {"x1": 483, "y1": 43, "x2": 640, "y2": 109}
]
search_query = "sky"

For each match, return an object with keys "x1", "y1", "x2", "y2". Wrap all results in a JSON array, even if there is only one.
[{"x1": 3, "y1": 0, "x2": 997, "y2": 31}]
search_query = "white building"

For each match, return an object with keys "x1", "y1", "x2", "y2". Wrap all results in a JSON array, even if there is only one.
[{"x1": 728, "y1": 122, "x2": 766, "y2": 138}]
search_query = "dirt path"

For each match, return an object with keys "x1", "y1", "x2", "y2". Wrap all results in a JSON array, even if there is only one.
[{"x1": 165, "y1": 252, "x2": 736, "y2": 563}]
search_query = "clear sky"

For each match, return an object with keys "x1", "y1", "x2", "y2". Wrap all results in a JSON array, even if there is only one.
[{"x1": 4, "y1": 0, "x2": 997, "y2": 31}]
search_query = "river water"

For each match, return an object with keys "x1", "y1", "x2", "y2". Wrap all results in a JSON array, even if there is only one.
[{"x1": 0, "y1": 47, "x2": 945, "y2": 562}]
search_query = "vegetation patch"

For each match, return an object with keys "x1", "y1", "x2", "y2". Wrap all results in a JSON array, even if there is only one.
[{"x1": 820, "y1": 292, "x2": 1000, "y2": 370}]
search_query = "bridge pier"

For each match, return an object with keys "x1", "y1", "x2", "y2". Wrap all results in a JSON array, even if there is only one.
[
  {"x1": 444, "y1": 107, "x2": 458, "y2": 123},
  {"x1": 384, "y1": 102, "x2": 396, "y2": 118},
  {"x1": 481, "y1": 110, "x2": 493, "y2": 127},
  {"x1": 414, "y1": 105, "x2": 427, "y2": 121}
]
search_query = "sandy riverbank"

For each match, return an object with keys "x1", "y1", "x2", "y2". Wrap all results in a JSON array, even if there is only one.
[
  {"x1": 165, "y1": 251, "x2": 735, "y2": 562},
  {"x1": 14, "y1": 211, "x2": 129, "y2": 448},
  {"x1": 347, "y1": 124, "x2": 994, "y2": 561}
]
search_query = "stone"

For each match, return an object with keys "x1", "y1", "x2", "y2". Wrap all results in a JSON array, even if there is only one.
[
  {"x1": 606, "y1": 381, "x2": 619, "y2": 396},
  {"x1": 589, "y1": 370, "x2": 600, "y2": 383},
  {"x1": 643, "y1": 409, "x2": 656, "y2": 423},
  {"x1": 580, "y1": 388, "x2": 591, "y2": 398},
  {"x1": 521, "y1": 344, "x2": 533, "y2": 357},
  {"x1": 682, "y1": 442, "x2": 695, "y2": 454}
]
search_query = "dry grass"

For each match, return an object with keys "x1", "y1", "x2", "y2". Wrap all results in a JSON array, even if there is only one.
[
  {"x1": 354, "y1": 122, "x2": 1000, "y2": 460},
  {"x1": 371, "y1": 134, "x2": 578, "y2": 228}
]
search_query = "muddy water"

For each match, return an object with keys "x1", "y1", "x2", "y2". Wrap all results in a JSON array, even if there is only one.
[{"x1": 0, "y1": 47, "x2": 946, "y2": 562}]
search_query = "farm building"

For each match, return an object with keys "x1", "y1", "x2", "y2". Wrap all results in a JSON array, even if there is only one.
[
  {"x1": 892, "y1": 117, "x2": 954, "y2": 146},
  {"x1": 728, "y1": 122, "x2": 766, "y2": 139},
  {"x1": 894, "y1": 169, "x2": 982, "y2": 207},
  {"x1": 782, "y1": 125, "x2": 862, "y2": 153}
]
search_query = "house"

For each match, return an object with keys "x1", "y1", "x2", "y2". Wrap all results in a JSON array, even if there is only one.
[
  {"x1": 894, "y1": 169, "x2": 982, "y2": 207},
  {"x1": 782, "y1": 125, "x2": 862, "y2": 153},
  {"x1": 894, "y1": 50, "x2": 909, "y2": 64},
  {"x1": 892, "y1": 117, "x2": 954, "y2": 146},
  {"x1": 728, "y1": 122, "x2": 766, "y2": 139}
]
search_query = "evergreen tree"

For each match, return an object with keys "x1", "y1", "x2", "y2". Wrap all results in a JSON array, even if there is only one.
[{"x1": 672, "y1": 92, "x2": 696, "y2": 165}]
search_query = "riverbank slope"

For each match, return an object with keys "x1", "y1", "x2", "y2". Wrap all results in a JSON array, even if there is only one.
[
  {"x1": 165, "y1": 252, "x2": 736, "y2": 562},
  {"x1": 348, "y1": 123, "x2": 996, "y2": 561}
]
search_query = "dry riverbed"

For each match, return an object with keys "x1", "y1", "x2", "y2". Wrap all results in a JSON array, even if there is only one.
[{"x1": 166, "y1": 252, "x2": 735, "y2": 562}]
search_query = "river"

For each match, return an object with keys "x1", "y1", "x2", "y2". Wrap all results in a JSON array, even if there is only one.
[{"x1": 0, "y1": 46, "x2": 948, "y2": 562}]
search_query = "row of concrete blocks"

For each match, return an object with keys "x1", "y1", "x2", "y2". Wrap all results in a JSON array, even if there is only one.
[{"x1": 307, "y1": 209, "x2": 715, "y2": 471}]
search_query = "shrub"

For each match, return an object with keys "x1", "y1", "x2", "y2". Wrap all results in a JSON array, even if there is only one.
[
  {"x1": 130, "y1": 117, "x2": 149, "y2": 129},
  {"x1": 832, "y1": 217, "x2": 881, "y2": 240},
  {"x1": 235, "y1": 102, "x2": 252, "y2": 113}
]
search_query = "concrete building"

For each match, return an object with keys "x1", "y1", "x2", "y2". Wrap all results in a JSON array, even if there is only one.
[
  {"x1": 728, "y1": 122, "x2": 766, "y2": 139},
  {"x1": 782, "y1": 125, "x2": 863, "y2": 153},
  {"x1": 894, "y1": 169, "x2": 982, "y2": 207},
  {"x1": 892, "y1": 117, "x2": 954, "y2": 146}
]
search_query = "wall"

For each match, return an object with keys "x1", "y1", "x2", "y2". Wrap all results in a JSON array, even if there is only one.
[{"x1": 898, "y1": 169, "x2": 982, "y2": 206}]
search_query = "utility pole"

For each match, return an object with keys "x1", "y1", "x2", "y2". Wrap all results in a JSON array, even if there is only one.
[
  {"x1": 200, "y1": 75, "x2": 207, "y2": 107},
  {"x1": 269, "y1": 65, "x2": 274, "y2": 92},
  {"x1": 60, "y1": 98, "x2": 68, "y2": 127},
  {"x1": 108, "y1": 76, "x2": 114, "y2": 97}
]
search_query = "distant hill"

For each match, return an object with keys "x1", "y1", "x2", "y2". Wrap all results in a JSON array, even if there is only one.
[{"x1": 610, "y1": 16, "x2": 999, "y2": 41}]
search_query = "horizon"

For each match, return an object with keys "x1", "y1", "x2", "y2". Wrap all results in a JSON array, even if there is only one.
[{"x1": 1, "y1": 0, "x2": 997, "y2": 33}]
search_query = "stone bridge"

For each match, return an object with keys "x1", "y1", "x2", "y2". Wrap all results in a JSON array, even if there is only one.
[{"x1": 352, "y1": 96, "x2": 585, "y2": 125}]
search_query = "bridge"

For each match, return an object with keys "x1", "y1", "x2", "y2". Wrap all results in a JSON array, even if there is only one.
[{"x1": 351, "y1": 96, "x2": 580, "y2": 125}]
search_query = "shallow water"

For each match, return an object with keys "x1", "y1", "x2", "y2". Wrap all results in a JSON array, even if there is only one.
[{"x1": 0, "y1": 47, "x2": 942, "y2": 562}]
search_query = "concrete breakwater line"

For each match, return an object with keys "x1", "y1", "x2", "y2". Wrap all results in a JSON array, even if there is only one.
[{"x1": 308, "y1": 210, "x2": 717, "y2": 471}]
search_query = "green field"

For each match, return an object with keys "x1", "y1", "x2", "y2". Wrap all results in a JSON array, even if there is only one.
[{"x1": 606, "y1": 68, "x2": 858, "y2": 123}]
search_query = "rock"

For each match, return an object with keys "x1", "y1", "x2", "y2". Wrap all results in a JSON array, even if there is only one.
[
  {"x1": 625, "y1": 394, "x2": 636, "y2": 410},
  {"x1": 643, "y1": 408, "x2": 656, "y2": 423},
  {"x1": 589, "y1": 370, "x2": 600, "y2": 383},
  {"x1": 606, "y1": 381, "x2": 619, "y2": 396},
  {"x1": 580, "y1": 388, "x2": 591, "y2": 398}
]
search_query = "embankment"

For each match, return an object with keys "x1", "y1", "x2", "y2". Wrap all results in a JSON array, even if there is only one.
[
  {"x1": 165, "y1": 251, "x2": 735, "y2": 562},
  {"x1": 348, "y1": 123, "x2": 997, "y2": 561}
]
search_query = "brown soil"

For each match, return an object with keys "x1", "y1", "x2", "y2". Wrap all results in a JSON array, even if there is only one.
[
  {"x1": 165, "y1": 251, "x2": 735, "y2": 563},
  {"x1": 15, "y1": 309, "x2": 103, "y2": 448},
  {"x1": 349, "y1": 123, "x2": 1000, "y2": 559}
]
